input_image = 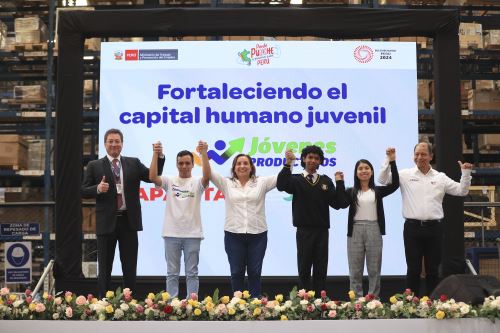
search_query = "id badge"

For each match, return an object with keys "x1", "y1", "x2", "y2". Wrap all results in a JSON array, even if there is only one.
[{"x1": 116, "y1": 184, "x2": 123, "y2": 194}]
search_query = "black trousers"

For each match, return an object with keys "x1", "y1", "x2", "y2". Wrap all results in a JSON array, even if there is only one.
[
  {"x1": 97, "y1": 213, "x2": 138, "y2": 298},
  {"x1": 296, "y1": 227, "x2": 329, "y2": 294},
  {"x1": 403, "y1": 220, "x2": 443, "y2": 297}
]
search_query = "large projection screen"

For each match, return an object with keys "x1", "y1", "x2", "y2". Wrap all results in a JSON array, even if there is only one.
[
  {"x1": 99, "y1": 40, "x2": 417, "y2": 276},
  {"x1": 55, "y1": 8, "x2": 463, "y2": 283}
]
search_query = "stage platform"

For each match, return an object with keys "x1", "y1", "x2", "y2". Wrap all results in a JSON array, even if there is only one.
[
  {"x1": 56, "y1": 276, "x2": 407, "y2": 301},
  {"x1": 1, "y1": 318, "x2": 499, "y2": 333}
]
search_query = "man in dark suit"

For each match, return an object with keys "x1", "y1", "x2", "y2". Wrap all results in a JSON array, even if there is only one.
[{"x1": 81, "y1": 128, "x2": 164, "y2": 298}]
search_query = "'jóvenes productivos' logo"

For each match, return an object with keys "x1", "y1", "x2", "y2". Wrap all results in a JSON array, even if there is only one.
[{"x1": 192, "y1": 137, "x2": 336, "y2": 168}]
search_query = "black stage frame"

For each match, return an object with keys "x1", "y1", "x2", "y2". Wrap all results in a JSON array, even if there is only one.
[{"x1": 55, "y1": 8, "x2": 464, "y2": 296}]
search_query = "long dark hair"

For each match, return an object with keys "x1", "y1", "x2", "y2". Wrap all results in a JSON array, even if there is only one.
[
  {"x1": 351, "y1": 159, "x2": 376, "y2": 216},
  {"x1": 230, "y1": 154, "x2": 256, "y2": 180}
]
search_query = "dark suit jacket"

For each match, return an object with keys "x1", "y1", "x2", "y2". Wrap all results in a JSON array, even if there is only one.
[
  {"x1": 81, "y1": 156, "x2": 164, "y2": 235},
  {"x1": 338, "y1": 161, "x2": 399, "y2": 237}
]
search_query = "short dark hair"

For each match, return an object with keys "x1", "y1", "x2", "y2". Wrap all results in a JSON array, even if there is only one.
[
  {"x1": 104, "y1": 128, "x2": 123, "y2": 143},
  {"x1": 177, "y1": 150, "x2": 194, "y2": 163},
  {"x1": 414, "y1": 141, "x2": 433, "y2": 155},
  {"x1": 300, "y1": 145, "x2": 324, "y2": 169}
]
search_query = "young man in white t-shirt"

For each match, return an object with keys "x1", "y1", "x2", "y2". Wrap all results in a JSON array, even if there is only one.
[{"x1": 149, "y1": 141, "x2": 210, "y2": 298}]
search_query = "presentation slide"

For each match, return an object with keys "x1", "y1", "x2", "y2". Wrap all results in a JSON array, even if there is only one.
[{"x1": 99, "y1": 40, "x2": 418, "y2": 276}]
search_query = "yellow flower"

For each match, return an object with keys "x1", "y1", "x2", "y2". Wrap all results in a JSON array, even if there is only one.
[
  {"x1": 0, "y1": 299, "x2": 3, "y2": 305},
  {"x1": 91, "y1": 298, "x2": 97, "y2": 304},
  {"x1": 242, "y1": 290, "x2": 250, "y2": 299},
  {"x1": 147, "y1": 293, "x2": 155, "y2": 300},
  {"x1": 43, "y1": 292, "x2": 48, "y2": 300},
  {"x1": 239, "y1": 299, "x2": 247, "y2": 305},
  {"x1": 280, "y1": 315, "x2": 288, "y2": 320},
  {"x1": 65, "y1": 295, "x2": 72, "y2": 303},
  {"x1": 307, "y1": 291, "x2": 315, "y2": 298},
  {"x1": 390, "y1": 296, "x2": 397, "y2": 304},
  {"x1": 105, "y1": 291, "x2": 114, "y2": 299},
  {"x1": 253, "y1": 307, "x2": 261, "y2": 316},
  {"x1": 436, "y1": 310, "x2": 445, "y2": 320},
  {"x1": 29, "y1": 303, "x2": 36, "y2": 311},
  {"x1": 228, "y1": 308, "x2": 236, "y2": 315},
  {"x1": 204, "y1": 296, "x2": 212, "y2": 303},
  {"x1": 220, "y1": 296, "x2": 230, "y2": 304},
  {"x1": 9, "y1": 294, "x2": 17, "y2": 301},
  {"x1": 348, "y1": 290, "x2": 355, "y2": 301},
  {"x1": 194, "y1": 308, "x2": 202, "y2": 316},
  {"x1": 188, "y1": 299, "x2": 200, "y2": 308},
  {"x1": 161, "y1": 292, "x2": 170, "y2": 302},
  {"x1": 251, "y1": 299, "x2": 261, "y2": 305},
  {"x1": 421, "y1": 296, "x2": 429, "y2": 303},
  {"x1": 105, "y1": 305, "x2": 114, "y2": 314},
  {"x1": 275, "y1": 294, "x2": 283, "y2": 302},
  {"x1": 130, "y1": 299, "x2": 137, "y2": 305},
  {"x1": 206, "y1": 302, "x2": 214, "y2": 311}
]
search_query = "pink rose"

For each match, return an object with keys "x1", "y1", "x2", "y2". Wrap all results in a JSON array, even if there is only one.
[
  {"x1": 412, "y1": 296, "x2": 419, "y2": 304},
  {"x1": 123, "y1": 288, "x2": 132, "y2": 297},
  {"x1": 297, "y1": 289, "x2": 307, "y2": 298},
  {"x1": 427, "y1": 300, "x2": 432, "y2": 307},
  {"x1": 404, "y1": 289, "x2": 412, "y2": 296},
  {"x1": 76, "y1": 295, "x2": 87, "y2": 306},
  {"x1": 135, "y1": 304, "x2": 144, "y2": 313},
  {"x1": 355, "y1": 303, "x2": 362, "y2": 311},
  {"x1": 181, "y1": 300, "x2": 187, "y2": 308},
  {"x1": 47, "y1": 295, "x2": 53, "y2": 301},
  {"x1": 6, "y1": 299, "x2": 12, "y2": 306},
  {"x1": 261, "y1": 297, "x2": 268, "y2": 306},
  {"x1": 320, "y1": 303, "x2": 327, "y2": 311},
  {"x1": 65, "y1": 291, "x2": 73, "y2": 298},
  {"x1": 320, "y1": 290, "x2": 327, "y2": 299},
  {"x1": 124, "y1": 295, "x2": 132, "y2": 302},
  {"x1": 55, "y1": 297, "x2": 62, "y2": 305},
  {"x1": 65, "y1": 307, "x2": 73, "y2": 318},
  {"x1": 328, "y1": 310, "x2": 337, "y2": 318},
  {"x1": 233, "y1": 291, "x2": 242, "y2": 299},
  {"x1": 306, "y1": 304, "x2": 314, "y2": 313},
  {"x1": 35, "y1": 303, "x2": 46, "y2": 312},
  {"x1": 25, "y1": 289, "x2": 32, "y2": 296},
  {"x1": 145, "y1": 298, "x2": 153, "y2": 307},
  {"x1": 365, "y1": 293, "x2": 375, "y2": 301},
  {"x1": 190, "y1": 293, "x2": 198, "y2": 301},
  {"x1": 0, "y1": 287, "x2": 10, "y2": 296}
]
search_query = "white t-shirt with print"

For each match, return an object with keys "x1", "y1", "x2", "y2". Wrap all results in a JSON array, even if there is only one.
[{"x1": 161, "y1": 175, "x2": 206, "y2": 238}]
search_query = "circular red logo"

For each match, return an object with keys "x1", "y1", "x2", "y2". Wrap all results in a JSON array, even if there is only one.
[{"x1": 354, "y1": 45, "x2": 374, "y2": 63}]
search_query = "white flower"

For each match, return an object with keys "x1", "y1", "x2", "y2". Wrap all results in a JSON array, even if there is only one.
[
  {"x1": 52, "y1": 313, "x2": 60, "y2": 320},
  {"x1": 120, "y1": 303, "x2": 129, "y2": 312},
  {"x1": 314, "y1": 299, "x2": 322, "y2": 306},
  {"x1": 114, "y1": 309, "x2": 124, "y2": 319},
  {"x1": 284, "y1": 300, "x2": 292, "y2": 308},
  {"x1": 171, "y1": 299, "x2": 181, "y2": 307},
  {"x1": 13, "y1": 300, "x2": 23, "y2": 308},
  {"x1": 230, "y1": 297, "x2": 240, "y2": 305}
]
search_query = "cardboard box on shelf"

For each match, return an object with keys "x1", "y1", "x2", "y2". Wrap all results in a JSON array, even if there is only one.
[
  {"x1": 459, "y1": 23, "x2": 483, "y2": 49},
  {"x1": 14, "y1": 17, "x2": 46, "y2": 32},
  {"x1": 13, "y1": 85, "x2": 46, "y2": 100},
  {"x1": 468, "y1": 90, "x2": 500, "y2": 110},
  {"x1": 484, "y1": 30, "x2": 500, "y2": 49},
  {"x1": 0, "y1": 135, "x2": 28, "y2": 170},
  {"x1": 478, "y1": 134, "x2": 500, "y2": 149},
  {"x1": 15, "y1": 30, "x2": 47, "y2": 44}
]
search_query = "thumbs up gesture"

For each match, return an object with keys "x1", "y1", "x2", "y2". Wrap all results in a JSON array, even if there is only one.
[{"x1": 98, "y1": 175, "x2": 109, "y2": 193}]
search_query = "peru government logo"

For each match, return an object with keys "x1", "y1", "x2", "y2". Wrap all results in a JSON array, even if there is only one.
[
  {"x1": 353, "y1": 45, "x2": 374, "y2": 63},
  {"x1": 238, "y1": 43, "x2": 281, "y2": 66}
]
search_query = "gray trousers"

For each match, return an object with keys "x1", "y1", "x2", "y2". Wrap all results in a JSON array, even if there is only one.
[{"x1": 347, "y1": 221, "x2": 383, "y2": 298}]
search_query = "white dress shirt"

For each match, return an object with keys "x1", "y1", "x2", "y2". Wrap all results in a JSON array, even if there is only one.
[
  {"x1": 378, "y1": 161, "x2": 471, "y2": 220},
  {"x1": 210, "y1": 170, "x2": 277, "y2": 234}
]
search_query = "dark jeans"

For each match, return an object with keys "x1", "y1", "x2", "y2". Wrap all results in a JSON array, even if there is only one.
[
  {"x1": 296, "y1": 227, "x2": 329, "y2": 294},
  {"x1": 224, "y1": 231, "x2": 267, "y2": 298},
  {"x1": 403, "y1": 221, "x2": 443, "y2": 297},
  {"x1": 97, "y1": 213, "x2": 138, "y2": 298}
]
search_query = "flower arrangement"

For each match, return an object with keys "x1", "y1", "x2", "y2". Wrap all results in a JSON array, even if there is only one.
[{"x1": 0, "y1": 286, "x2": 495, "y2": 321}]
